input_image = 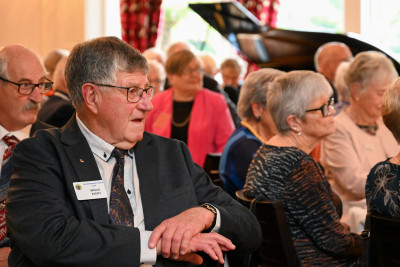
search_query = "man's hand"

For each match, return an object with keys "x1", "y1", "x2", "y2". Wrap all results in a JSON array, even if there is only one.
[
  {"x1": 156, "y1": 232, "x2": 235, "y2": 265},
  {"x1": 0, "y1": 247, "x2": 10, "y2": 267},
  {"x1": 149, "y1": 207, "x2": 215, "y2": 258}
]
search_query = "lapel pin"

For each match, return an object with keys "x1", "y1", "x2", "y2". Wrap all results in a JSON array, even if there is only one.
[{"x1": 79, "y1": 159, "x2": 85, "y2": 163}]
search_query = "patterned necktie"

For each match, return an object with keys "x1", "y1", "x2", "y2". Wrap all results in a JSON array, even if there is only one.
[
  {"x1": 0, "y1": 135, "x2": 20, "y2": 244},
  {"x1": 109, "y1": 148, "x2": 134, "y2": 226}
]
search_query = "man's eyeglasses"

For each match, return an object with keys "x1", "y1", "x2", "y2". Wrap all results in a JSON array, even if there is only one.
[
  {"x1": 0, "y1": 77, "x2": 53, "y2": 95},
  {"x1": 94, "y1": 83, "x2": 154, "y2": 103},
  {"x1": 305, "y1": 98, "x2": 335, "y2": 117}
]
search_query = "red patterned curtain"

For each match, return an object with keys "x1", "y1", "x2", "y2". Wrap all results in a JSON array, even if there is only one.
[
  {"x1": 237, "y1": 0, "x2": 280, "y2": 27},
  {"x1": 120, "y1": 0, "x2": 162, "y2": 52}
]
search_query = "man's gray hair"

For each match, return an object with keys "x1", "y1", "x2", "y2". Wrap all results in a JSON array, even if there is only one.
[
  {"x1": 268, "y1": 70, "x2": 332, "y2": 134},
  {"x1": 65, "y1": 36, "x2": 149, "y2": 107},
  {"x1": 0, "y1": 48, "x2": 9, "y2": 79}
]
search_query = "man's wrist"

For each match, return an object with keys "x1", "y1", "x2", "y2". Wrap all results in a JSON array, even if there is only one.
[{"x1": 200, "y1": 203, "x2": 217, "y2": 233}]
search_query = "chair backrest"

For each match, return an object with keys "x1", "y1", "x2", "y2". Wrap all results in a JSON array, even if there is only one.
[
  {"x1": 203, "y1": 153, "x2": 223, "y2": 188},
  {"x1": 368, "y1": 213, "x2": 400, "y2": 267},
  {"x1": 236, "y1": 190, "x2": 300, "y2": 267}
]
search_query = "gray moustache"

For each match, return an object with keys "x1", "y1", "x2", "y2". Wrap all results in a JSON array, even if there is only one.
[{"x1": 22, "y1": 101, "x2": 40, "y2": 111}]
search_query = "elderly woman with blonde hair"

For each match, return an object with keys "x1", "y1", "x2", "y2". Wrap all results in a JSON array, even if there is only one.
[
  {"x1": 366, "y1": 77, "x2": 400, "y2": 217},
  {"x1": 219, "y1": 68, "x2": 284, "y2": 197},
  {"x1": 321, "y1": 51, "x2": 399, "y2": 226},
  {"x1": 244, "y1": 70, "x2": 363, "y2": 266}
]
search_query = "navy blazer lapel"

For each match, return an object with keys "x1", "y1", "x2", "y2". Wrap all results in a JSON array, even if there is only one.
[
  {"x1": 60, "y1": 116, "x2": 109, "y2": 224},
  {"x1": 134, "y1": 132, "x2": 161, "y2": 230}
]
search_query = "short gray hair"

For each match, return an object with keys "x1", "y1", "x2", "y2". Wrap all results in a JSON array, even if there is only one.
[
  {"x1": 345, "y1": 51, "x2": 398, "y2": 95},
  {"x1": 0, "y1": 49, "x2": 9, "y2": 79},
  {"x1": 65, "y1": 36, "x2": 149, "y2": 108},
  {"x1": 237, "y1": 68, "x2": 285, "y2": 121},
  {"x1": 268, "y1": 70, "x2": 332, "y2": 134}
]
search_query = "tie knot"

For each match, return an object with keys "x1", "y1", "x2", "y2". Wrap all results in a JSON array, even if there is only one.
[
  {"x1": 112, "y1": 148, "x2": 127, "y2": 160},
  {"x1": 2, "y1": 135, "x2": 20, "y2": 146}
]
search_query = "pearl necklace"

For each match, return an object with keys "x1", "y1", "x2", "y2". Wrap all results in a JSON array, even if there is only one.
[{"x1": 241, "y1": 121, "x2": 268, "y2": 144}]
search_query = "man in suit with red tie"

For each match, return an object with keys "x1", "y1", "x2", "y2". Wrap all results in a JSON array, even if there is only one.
[
  {"x1": 5, "y1": 37, "x2": 261, "y2": 266},
  {"x1": 0, "y1": 44, "x2": 53, "y2": 266}
]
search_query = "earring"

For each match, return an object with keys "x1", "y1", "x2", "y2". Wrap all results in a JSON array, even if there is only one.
[
  {"x1": 298, "y1": 132, "x2": 302, "y2": 136},
  {"x1": 256, "y1": 116, "x2": 261, "y2": 122}
]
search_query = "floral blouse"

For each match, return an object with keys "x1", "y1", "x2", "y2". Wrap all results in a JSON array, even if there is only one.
[{"x1": 366, "y1": 158, "x2": 400, "y2": 217}]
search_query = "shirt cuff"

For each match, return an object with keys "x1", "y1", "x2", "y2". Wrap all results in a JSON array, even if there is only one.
[
  {"x1": 140, "y1": 230, "x2": 157, "y2": 265},
  {"x1": 211, "y1": 207, "x2": 221, "y2": 233}
]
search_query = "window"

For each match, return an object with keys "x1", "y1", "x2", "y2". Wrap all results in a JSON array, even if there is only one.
[
  {"x1": 156, "y1": 0, "x2": 247, "y2": 78},
  {"x1": 276, "y1": 0, "x2": 345, "y2": 33},
  {"x1": 362, "y1": 0, "x2": 400, "y2": 61}
]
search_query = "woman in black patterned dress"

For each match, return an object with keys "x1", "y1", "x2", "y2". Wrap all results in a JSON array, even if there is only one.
[
  {"x1": 244, "y1": 71, "x2": 363, "y2": 266},
  {"x1": 366, "y1": 77, "x2": 400, "y2": 217}
]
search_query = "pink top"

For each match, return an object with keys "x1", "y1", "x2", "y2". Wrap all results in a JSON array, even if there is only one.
[{"x1": 145, "y1": 88, "x2": 235, "y2": 167}]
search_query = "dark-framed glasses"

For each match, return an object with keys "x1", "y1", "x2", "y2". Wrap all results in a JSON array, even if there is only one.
[
  {"x1": 0, "y1": 77, "x2": 53, "y2": 95},
  {"x1": 305, "y1": 97, "x2": 335, "y2": 117},
  {"x1": 94, "y1": 83, "x2": 155, "y2": 103}
]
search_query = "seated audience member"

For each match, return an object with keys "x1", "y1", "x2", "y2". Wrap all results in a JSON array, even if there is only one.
[
  {"x1": 147, "y1": 59, "x2": 166, "y2": 95},
  {"x1": 37, "y1": 56, "x2": 75, "y2": 127},
  {"x1": 5, "y1": 36, "x2": 261, "y2": 266},
  {"x1": 0, "y1": 44, "x2": 52, "y2": 263},
  {"x1": 314, "y1": 42, "x2": 353, "y2": 103},
  {"x1": 220, "y1": 58, "x2": 242, "y2": 104},
  {"x1": 164, "y1": 42, "x2": 241, "y2": 128},
  {"x1": 244, "y1": 70, "x2": 363, "y2": 266},
  {"x1": 333, "y1": 61, "x2": 352, "y2": 114},
  {"x1": 143, "y1": 46, "x2": 166, "y2": 65},
  {"x1": 43, "y1": 49, "x2": 70, "y2": 81},
  {"x1": 219, "y1": 68, "x2": 284, "y2": 197},
  {"x1": 199, "y1": 52, "x2": 218, "y2": 78},
  {"x1": 366, "y1": 77, "x2": 400, "y2": 217},
  {"x1": 145, "y1": 49, "x2": 235, "y2": 167},
  {"x1": 42, "y1": 49, "x2": 69, "y2": 99},
  {"x1": 321, "y1": 51, "x2": 399, "y2": 225}
]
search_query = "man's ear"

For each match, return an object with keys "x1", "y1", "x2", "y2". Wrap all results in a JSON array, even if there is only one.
[
  {"x1": 81, "y1": 83, "x2": 99, "y2": 114},
  {"x1": 286, "y1": 114, "x2": 302, "y2": 133}
]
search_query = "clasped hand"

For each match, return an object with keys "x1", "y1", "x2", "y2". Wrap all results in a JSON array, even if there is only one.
[{"x1": 148, "y1": 207, "x2": 235, "y2": 264}]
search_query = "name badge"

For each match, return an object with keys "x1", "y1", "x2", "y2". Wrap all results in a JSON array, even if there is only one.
[{"x1": 73, "y1": 180, "x2": 107, "y2": 200}]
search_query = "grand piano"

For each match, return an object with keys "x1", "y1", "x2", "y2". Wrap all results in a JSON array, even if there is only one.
[{"x1": 189, "y1": 1, "x2": 400, "y2": 73}]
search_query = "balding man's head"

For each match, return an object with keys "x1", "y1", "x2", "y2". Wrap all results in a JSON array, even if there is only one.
[
  {"x1": 314, "y1": 42, "x2": 353, "y2": 82},
  {"x1": 0, "y1": 44, "x2": 47, "y2": 131}
]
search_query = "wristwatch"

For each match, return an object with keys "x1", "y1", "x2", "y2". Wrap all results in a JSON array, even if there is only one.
[{"x1": 200, "y1": 203, "x2": 217, "y2": 232}]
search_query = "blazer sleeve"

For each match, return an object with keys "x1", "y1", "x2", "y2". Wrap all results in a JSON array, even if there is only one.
[
  {"x1": 6, "y1": 134, "x2": 142, "y2": 267},
  {"x1": 179, "y1": 141, "x2": 262, "y2": 255}
]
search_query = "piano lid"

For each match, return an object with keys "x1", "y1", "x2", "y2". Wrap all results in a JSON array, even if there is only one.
[{"x1": 189, "y1": 1, "x2": 400, "y2": 73}]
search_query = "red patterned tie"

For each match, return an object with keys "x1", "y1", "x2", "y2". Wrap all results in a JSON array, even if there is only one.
[
  {"x1": 109, "y1": 148, "x2": 134, "y2": 226},
  {"x1": 0, "y1": 135, "x2": 20, "y2": 243}
]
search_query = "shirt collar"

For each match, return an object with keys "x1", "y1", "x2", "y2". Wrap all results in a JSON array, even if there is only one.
[
  {"x1": 0, "y1": 124, "x2": 30, "y2": 141},
  {"x1": 76, "y1": 115, "x2": 133, "y2": 162}
]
